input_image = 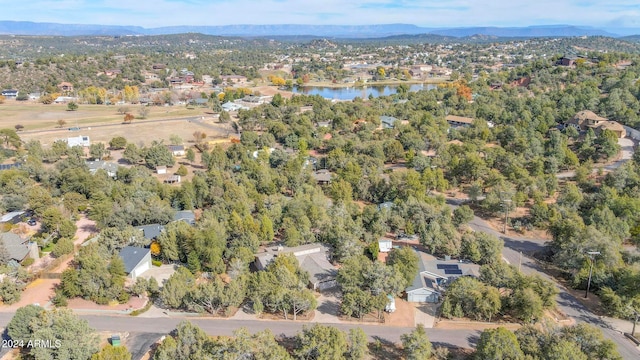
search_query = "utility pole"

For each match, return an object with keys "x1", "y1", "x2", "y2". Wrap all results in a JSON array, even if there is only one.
[
  {"x1": 501, "y1": 198, "x2": 512, "y2": 234},
  {"x1": 584, "y1": 251, "x2": 600, "y2": 299},
  {"x1": 632, "y1": 310, "x2": 638, "y2": 337}
]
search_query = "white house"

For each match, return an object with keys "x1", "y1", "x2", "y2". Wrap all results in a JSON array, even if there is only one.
[
  {"x1": 119, "y1": 246, "x2": 152, "y2": 279},
  {"x1": 378, "y1": 238, "x2": 393, "y2": 253},
  {"x1": 156, "y1": 166, "x2": 167, "y2": 175},
  {"x1": 167, "y1": 145, "x2": 185, "y2": 157},
  {"x1": 67, "y1": 135, "x2": 90, "y2": 147}
]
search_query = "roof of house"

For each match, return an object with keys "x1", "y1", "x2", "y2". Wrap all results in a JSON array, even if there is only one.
[
  {"x1": 1, "y1": 232, "x2": 30, "y2": 262},
  {"x1": 380, "y1": 116, "x2": 398, "y2": 128},
  {"x1": 1, "y1": 211, "x2": 25, "y2": 223},
  {"x1": 597, "y1": 121, "x2": 625, "y2": 132},
  {"x1": 174, "y1": 210, "x2": 195, "y2": 224},
  {"x1": 445, "y1": 115, "x2": 474, "y2": 124},
  {"x1": 167, "y1": 145, "x2": 185, "y2": 152},
  {"x1": 136, "y1": 224, "x2": 164, "y2": 240},
  {"x1": 312, "y1": 170, "x2": 332, "y2": 182},
  {"x1": 118, "y1": 246, "x2": 150, "y2": 274},
  {"x1": 255, "y1": 243, "x2": 336, "y2": 284},
  {"x1": 572, "y1": 110, "x2": 607, "y2": 123},
  {"x1": 406, "y1": 250, "x2": 480, "y2": 293},
  {"x1": 86, "y1": 160, "x2": 119, "y2": 174}
]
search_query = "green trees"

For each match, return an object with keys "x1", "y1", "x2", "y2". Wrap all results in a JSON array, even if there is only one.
[
  {"x1": 338, "y1": 255, "x2": 406, "y2": 320},
  {"x1": 7, "y1": 306, "x2": 100, "y2": 360},
  {"x1": 386, "y1": 246, "x2": 419, "y2": 286},
  {"x1": 441, "y1": 277, "x2": 501, "y2": 321},
  {"x1": 145, "y1": 141, "x2": 175, "y2": 169},
  {"x1": 67, "y1": 101, "x2": 78, "y2": 111},
  {"x1": 513, "y1": 323, "x2": 622, "y2": 360},
  {"x1": 59, "y1": 244, "x2": 128, "y2": 304},
  {"x1": 401, "y1": 324, "x2": 432, "y2": 360},
  {"x1": 91, "y1": 345, "x2": 132, "y2": 360},
  {"x1": 475, "y1": 327, "x2": 525, "y2": 360},
  {"x1": 249, "y1": 254, "x2": 317, "y2": 320}
]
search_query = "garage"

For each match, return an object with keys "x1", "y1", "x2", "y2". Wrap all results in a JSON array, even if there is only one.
[{"x1": 407, "y1": 288, "x2": 440, "y2": 303}]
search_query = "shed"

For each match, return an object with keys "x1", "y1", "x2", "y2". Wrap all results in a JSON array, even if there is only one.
[
  {"x1": 156, "y1": 166, "x2": 167, "y2": 175},
  {"x1": 118, "y1": 246, "x2": 152, "y2": 279}
]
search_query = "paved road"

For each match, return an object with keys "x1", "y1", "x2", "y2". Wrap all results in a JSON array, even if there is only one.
[
  {"x1": 0, "y1": 313, "x2": 478, "y2": 351},
  {"x1": 446, "y1": 199, "x2": 640, "y2": 359}
]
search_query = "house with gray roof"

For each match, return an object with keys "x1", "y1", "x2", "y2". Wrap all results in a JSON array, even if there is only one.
[
  {"x1": 118, "y1": 246, "x2": 152, "y2": 279},
  {"x1": 380, "y1": 116, "x2": 399, "y2": 129},
  {"x1": 254, "y1": 243, "x2": 337, "y2": 291},
  {"x1": 406, "y1": 250, "x2": 480, "y2": 303},
  {"x1": 1, "y1": 211, "x2": 25, "y2": 224},
  {"x1": 136, "y1": 224, "x2": 164, "y2": 241},
  {"x1": 1, "y1": 232, "x2": 38, "y2": 263},
  {"x1": 174, "y1": 210, "x2": 196, "y2": 225},
  {"x1": 86, "y1": 160, "x2": 119, "y2": 178}
]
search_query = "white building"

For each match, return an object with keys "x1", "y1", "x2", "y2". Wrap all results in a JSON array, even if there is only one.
[{"x1": 66, "y1": 135, "x2": 90, "y2": 147}]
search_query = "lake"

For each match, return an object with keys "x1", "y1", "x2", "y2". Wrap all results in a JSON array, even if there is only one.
[{"x1": 292, "y1": 83, "x2": 437, "y2": 100}]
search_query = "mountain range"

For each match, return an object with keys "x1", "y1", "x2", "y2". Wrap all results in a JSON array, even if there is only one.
[{"x1": 0, "y1": 21, "x2": 638, "y2": 38}]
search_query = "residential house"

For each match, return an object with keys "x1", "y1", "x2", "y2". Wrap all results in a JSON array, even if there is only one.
[
  {"x1": 1, "y1": 232, "x2": 38, "y2": 263},
  {"x1": 556, "y1": 55, "x2": 579, "y2": 66},
  {"x1": 378, "y1": 202, "x2": 394, "y2": 211},
  {"x1": 378, "y1": 238, "x2": 393, "y2": 253},
  {"x1": 152, "y1": 64, "x2": 166, "y2": 70},
  {"x1": 0, "y1": 211, "x2": 25, "y2": 224},
  {"x1": 66, "y1": 135, "x2": 91, "y2": 147},
  {"x1": 54, "y1": 96, "x2": 77, "y2": 104},
  {"x1": 406, "y1": 251, "x2": 480, "y2": 303},
  {"x1": 164, "y1": 175, "x2": 181, "y2": 184},
  {"x1": 86, "y1": 160, "x2": 119, "y2": 178},
  {"x1": 221, "y1": 102, "x2": 248, "y2": 112},
  {"x1": 174, "y1": 210, "x2": 196, "y2": 225},
  {"x1": 446, "y1": 115, "x2": 474, "y2": 128},
  {"x1": 255, "y1": 243, "x2": 337, "y2": 291},
  {"x1": 167, "y1": 145, "x2": 185, "y2": 157},
  {"x1": 28, "y1": 93, "x2": 41, "y2": 100},
  {"x1": 0, "y1": 163, "x2": 22, "y2": 171},
  {"x1": 1, "y1": 89, "x2": 18, "y2": 99},
  {"x1": 57, "y1": 82, "x2": 74, "y2": 92},
  {"x1": 312, "y1": 169, "x2": 332, "y2": 185},
  {"x1": 380, "y1": 116, "x2": 399, "y2": 129},
  {"x1": 136, "y1": 224, "x2": 164, "y2": 241},
  {"x1": 118, "y1": 246, "x2": 152, "y2": 279},
  {"x1": 566, "y1": 110, "x2": 626, "y2": 138}
]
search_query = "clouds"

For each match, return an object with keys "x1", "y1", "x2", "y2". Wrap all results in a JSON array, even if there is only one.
[{"x1": 0, "y1": 0, "x2": 638, "y2": 28}]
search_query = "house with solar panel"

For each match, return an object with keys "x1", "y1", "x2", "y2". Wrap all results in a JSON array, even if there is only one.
[{"x1": 406, "y1": 251, "x2": 480, "y2": 303}]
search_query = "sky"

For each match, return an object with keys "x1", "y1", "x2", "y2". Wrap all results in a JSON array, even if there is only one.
[{"x1": 0, "y1": 0, "x2": 639, "y2": 28}]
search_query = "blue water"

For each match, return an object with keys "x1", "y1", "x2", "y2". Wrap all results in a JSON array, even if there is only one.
[{"x1": 292, "y1": 83, "x2": 436, "y2": 100}]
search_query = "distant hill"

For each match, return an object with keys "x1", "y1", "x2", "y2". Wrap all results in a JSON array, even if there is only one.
[
  {"x1": 0, "y1": 21, "x2": 636, "y2": 38},
  {"x1": 429, "y1": 26, "x2": 616, "y2": 38}
]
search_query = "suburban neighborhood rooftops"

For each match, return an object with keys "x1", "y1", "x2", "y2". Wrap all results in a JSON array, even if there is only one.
[{"x1": 119, "y1": 246, "x2": 151, "y2": 274}]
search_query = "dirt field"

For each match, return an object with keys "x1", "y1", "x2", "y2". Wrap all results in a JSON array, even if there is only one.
[{"x1": 1, "y1": 102, "x2": 232, "y2": 147}]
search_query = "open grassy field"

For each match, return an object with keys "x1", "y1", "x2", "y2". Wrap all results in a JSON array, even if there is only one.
[{"x1": 1, "y1": 101, "x2": 232, "y2": 147}]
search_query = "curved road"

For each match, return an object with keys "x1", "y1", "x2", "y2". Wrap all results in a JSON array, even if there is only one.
[{"x1": 447, "y1": 198, "x2": 640, "y2": 359}]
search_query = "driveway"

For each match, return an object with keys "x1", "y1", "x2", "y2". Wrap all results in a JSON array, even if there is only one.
[{"x1": 139, "y1": 264, "x2": 177, "y2": 286}]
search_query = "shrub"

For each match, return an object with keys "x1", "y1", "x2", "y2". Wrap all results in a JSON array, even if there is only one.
[
  {"x1": 152, "y1": 260, "x2": 162, "y2": 267},
  {"x1": 21, "y1": 258, "x2": 34, "y2": 267}
]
